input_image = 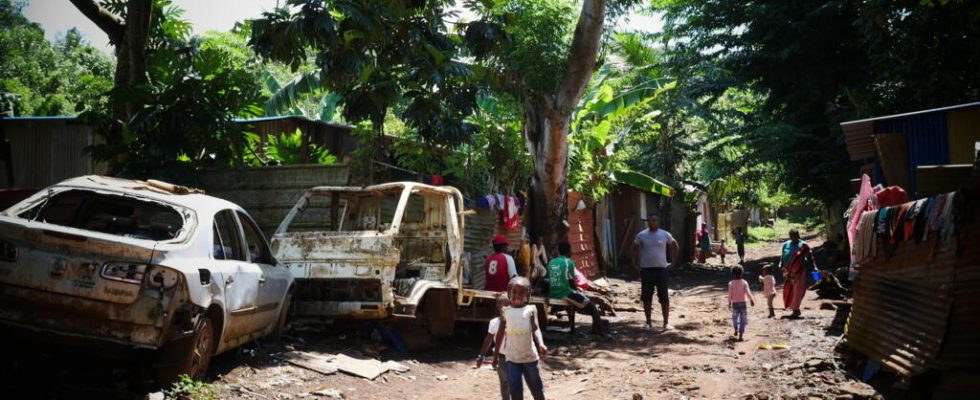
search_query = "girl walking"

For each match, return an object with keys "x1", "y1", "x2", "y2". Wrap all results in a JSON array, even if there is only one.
[{"x1": 728, "y1": 265, "x2": 755, "y2": 341}]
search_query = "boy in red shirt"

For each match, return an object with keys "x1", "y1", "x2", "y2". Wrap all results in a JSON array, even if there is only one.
[{"x1": 484, "y1": 235, "x2": 518, "y2": 291}]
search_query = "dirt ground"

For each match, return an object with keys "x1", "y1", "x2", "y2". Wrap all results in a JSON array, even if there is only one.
[
  {"x1": 0, "y1": 237, "x2": 884, "y2": 400},
  {"x1": 201, "y1": 237, "x2": 878, "y2": 400}
]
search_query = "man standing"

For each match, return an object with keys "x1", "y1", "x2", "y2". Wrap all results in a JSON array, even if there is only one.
[
  {"x1": 732, "y1": 226, "x2": 748, "y2": 264},
  {"x1": 632, "y1": 214, "x2": 679, "y2": 330},
  {"x1": 484, "y1": 235, "x2": 518, "y2": 292}
]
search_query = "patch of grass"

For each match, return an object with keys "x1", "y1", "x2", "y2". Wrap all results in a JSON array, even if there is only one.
[
  {"x1": 165, "y1": 375, "x2": 217, "y2": 400},
  {"x1": 744, "y1": 216, "x2": 826, "y2": 249}
]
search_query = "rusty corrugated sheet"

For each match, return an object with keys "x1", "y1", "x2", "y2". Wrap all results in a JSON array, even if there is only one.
[
  {"x1": 842, "y1": 120, "x2": 876, "y2": 161},
  {"x1": 568, "y1": 192, "x2": 600, "y2": 279},
  {"x1": 846, "y1": 270, "x2": 952, "y2": 375},
  {"x1": 845, "y1": 182, "x2": 980, "y2": 376},
  {"x1": 463, "y1": 203, "x2": 525, "y2": 289},
  {"x1": 200, "y1": 165, "x2": 350, "y2": 235},
  {"x1": 464, "y1": 207, "x2": 499, "y2": 290},
  {"x1": 0, "y1": 117, "x2": 105, "y2": 189}
]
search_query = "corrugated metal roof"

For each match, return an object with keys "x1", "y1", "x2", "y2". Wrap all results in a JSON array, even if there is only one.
[
  {"x1": 234, "y1": 115, "x2": 354, "y2": 131},
  {"x1": 874, "y1": 113, "x2": 950, "y2": 196},
  {"x1": 1, "y1": 115, "x2": 78, "y2": 120},
  {"x1": 840, "y1": 101, "x2": 980, "y2": 126}
]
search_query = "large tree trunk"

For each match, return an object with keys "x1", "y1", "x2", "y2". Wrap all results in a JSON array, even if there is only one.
[
  {"x1": 524, "y1": 96, "x2": 570, "y2": 245},
  {"x1": 71, "y1": 0, "x2": 151, "y2": 145},
  {"x1": 523, "y1": 0, "x2": 606, "y2": 247}
]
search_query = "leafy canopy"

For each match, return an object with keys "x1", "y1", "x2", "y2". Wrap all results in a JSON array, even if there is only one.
[
  {"x1": 251, "y1": 0, "x2": 481, "y2": 146},
  {"x1": 0, "y1": 0, "x2": 113, "y2": 116}
]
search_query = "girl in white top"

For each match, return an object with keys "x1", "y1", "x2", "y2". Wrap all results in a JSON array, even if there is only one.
[
  {"x1": 759, "y1": 265, "x2": 777, "y2": 318},
  {"x1": 494, "y1": 277, "x2": 547, "y2": 400}
]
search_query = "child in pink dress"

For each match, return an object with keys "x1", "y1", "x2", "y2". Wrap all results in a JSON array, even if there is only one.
[{"x1": 728, "y1": 265, "x2": 755, "y2": 341}]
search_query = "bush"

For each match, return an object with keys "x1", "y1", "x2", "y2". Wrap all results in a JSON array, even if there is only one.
[{"x1": 164, "y1": 374, "x2": 217, "y2": 400}]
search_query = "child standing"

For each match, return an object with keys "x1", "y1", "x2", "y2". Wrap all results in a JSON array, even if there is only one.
[
  {"x1": 494, "y1": 277, "x2": 548, "y2": 400},
  {"x1": 759, "y1": 265, "x2": 777, "y2": 318},
  {"x1": 477, "y1": 297, "x2": 511, "y2": 400},
  {"x1": 728, "y1": 265, "x2": 755, "y2": 341}
]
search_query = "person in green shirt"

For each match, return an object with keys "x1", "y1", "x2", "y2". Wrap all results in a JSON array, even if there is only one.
[{"x1": 547, "y1": 242, "x2": 612, "y2": 341}]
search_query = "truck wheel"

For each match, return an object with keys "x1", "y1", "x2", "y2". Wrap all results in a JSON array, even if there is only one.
[
  {"x1": 157, "y1": 315, "x2": 215, "y2": 385},
  {"x1": 269, "y1": 291, "x2": 293, "y2": 341}
]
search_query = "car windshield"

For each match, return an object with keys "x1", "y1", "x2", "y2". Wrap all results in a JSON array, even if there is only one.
[{"x1": 17, "y1": 189, "x2": 185, "y2": 241}]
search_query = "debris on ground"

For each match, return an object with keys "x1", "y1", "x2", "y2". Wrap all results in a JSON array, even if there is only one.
[{"x1": 275, "y1": 351, "x2": 409, "y2": 380}]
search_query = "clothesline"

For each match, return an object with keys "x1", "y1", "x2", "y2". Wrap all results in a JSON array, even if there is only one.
[{"x1": 850, "y1": 191, "x2": 958, "y2": 265}]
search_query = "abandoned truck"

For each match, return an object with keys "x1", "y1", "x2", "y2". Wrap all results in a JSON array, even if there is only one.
[
  {"x1": 272, "y1": 182, "x2": 561, "y2": 336},
  {"x1": 0, "y1": 176, "x2": 293, "y2": 382}
]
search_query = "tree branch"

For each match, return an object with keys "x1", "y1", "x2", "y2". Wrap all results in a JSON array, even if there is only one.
[
  {"x1": 69, "y1": 0, "x2": 125, "y2": 44},
  {"x1": 555, "y1": 0, "x2": 606, "y2": 110}
]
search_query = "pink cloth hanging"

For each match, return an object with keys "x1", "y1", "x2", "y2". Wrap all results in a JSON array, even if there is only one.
[{"x1": 847, "y1": 174, "x2": 875, "y2": 264}]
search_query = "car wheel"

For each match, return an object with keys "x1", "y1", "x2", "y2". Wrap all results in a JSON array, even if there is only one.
[
  {"x1": 157, "y1": 315, "x2": 215, "y2": 385},
  {"x1": 269, "y1": 291, "x2": 293, "y2": 341}
]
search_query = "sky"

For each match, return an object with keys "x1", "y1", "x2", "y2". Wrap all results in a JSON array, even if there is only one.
[{"x1": 24, "y1": 0, "x2": 663, "y2": 54}]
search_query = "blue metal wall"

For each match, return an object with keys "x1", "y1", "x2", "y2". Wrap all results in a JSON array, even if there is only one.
[{"x1": 873, "y1": 112, "x2": 950, "y2": 196}]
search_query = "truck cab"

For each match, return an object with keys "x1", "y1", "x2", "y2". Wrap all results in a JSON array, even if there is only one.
[{"x1": 271, "y1": 182, "x2": 561, "y2": 334}]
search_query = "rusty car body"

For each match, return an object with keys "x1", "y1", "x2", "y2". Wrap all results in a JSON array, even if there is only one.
[
  {"x1": 272, "y1": 182, "x2": 567, "y2": 334},
  {"x1": 272, "y1": 182, "x2": 464, "y2": 321},
  {"x1": 0, "y1": 176, "x2": 293, "y2": 382}
]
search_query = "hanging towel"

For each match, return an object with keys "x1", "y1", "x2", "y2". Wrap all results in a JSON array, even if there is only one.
[{"x1": 503, "y1": 196, "x2": 521, "y2": 232}]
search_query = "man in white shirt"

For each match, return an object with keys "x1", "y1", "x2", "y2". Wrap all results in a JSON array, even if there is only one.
[{"x1": 632, "y1": 214, "x2": 679, "y2": 331}]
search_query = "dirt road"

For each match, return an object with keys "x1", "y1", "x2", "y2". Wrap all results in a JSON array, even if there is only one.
[{"x1": 206, "y1": 238, "x2": 878, "y2": 400}]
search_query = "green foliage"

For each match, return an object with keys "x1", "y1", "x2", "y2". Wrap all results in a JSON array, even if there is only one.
[
  {"x1": 251, "y1": 0, "x2": 481, "y2": 146},
  {"x1": 474, "y1": 0, "x2": 576, "y2": 95},
  {"x1": 164, "y1": 374, "x2": 217, "y2": 400},
  {"x1": 251, "y1": 128, "x2": 338, "y2": 165},
  {"x1": 654, "y1": 0, "x2": 980, "y2": 204},
  {"x1": 0, "y1": 1, "x2": 113, "y2": 116},
  {"x1": 89, "y1": 3, "x2": 264, "y2": 182}
]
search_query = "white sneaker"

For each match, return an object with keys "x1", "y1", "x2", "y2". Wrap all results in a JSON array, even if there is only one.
[
  {"x1": 641, "y1": 322, "x2": 653, "y2": 330},
  {"x1": 662, "y1": 324, "x2": 674, "y2": 331}
]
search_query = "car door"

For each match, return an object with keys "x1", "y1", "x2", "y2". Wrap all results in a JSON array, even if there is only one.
[
  {"x1": 212, "y1": 209, "x2": 263, "y2": 341},
  {"x1": 236, "y1": 211, "x2": 290, "y2": 331}
]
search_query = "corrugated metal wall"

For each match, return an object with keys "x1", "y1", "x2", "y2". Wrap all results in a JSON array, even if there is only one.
[
  {"x1": 0, "y1": 117, "x2": 105, "y2": 189},
  {"x1": 845, "y1": 183, "x2": 980, "y2": 376},
  {"x1": 462, "y1": 205, "x2": 523, "y2": 289},
  {"x1": 237, "y1": 117, "x2": 358, "y2": 162},
  {"x1": 874, "y1": 113, "x2": 950, "y2": 196},
  {"x1": 199, "y1": 165, "x2": 351, "y2": 235},
  {"x1": 568, "y1": 191, "x2": 599, "y2": 279}
]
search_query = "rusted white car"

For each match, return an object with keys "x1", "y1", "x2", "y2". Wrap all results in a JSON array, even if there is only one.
[{"x1": 0, "y1": 176, "x2": 293, "y2": 382}]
